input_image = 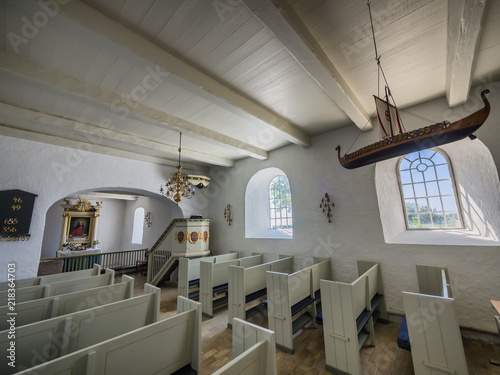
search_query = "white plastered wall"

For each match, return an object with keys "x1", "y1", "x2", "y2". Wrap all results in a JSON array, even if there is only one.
[
  {"x1": 204, "y1": 85, "x2": 500, "y2": 333},
  {"x1": 0, "y1": 138, "x2": 208, "y2": 279}
]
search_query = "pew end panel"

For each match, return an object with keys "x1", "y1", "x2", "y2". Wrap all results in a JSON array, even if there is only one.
[
  {"x1": 212, "y1": 318, "x2": 277, "y2": 375},
  {"x1": 402, "y1": 291, "x2": 468, "y2": 375},
  {"x1": 320, "y1": 279, "x2": 364, "y2": 375},
  {"x1": 177, "y1": 296, "x2": 202, "y2": 373}
]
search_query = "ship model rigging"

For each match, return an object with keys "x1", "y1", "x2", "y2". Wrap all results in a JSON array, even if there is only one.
[{"x1": 336, "y1": 2, "x2": 490, "y2": 169}]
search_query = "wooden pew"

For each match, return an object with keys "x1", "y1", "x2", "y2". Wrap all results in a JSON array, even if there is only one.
[
  {"x1": 401, "y1": 264, "x2": 468, "y2": 375},
  {"x1": 178, "y1": 252, "x2": 239, "y2": 299},
  {"x1": 14, "y1": 296, "x2": 202, "y2": 375},
  {"x1": 0, "y1": 275, "x2": 134, "y2": 330},
  {"x1": 319, "y1": 260, "x2": 387, "y2": 375},
  {"x1": 227, "y1": 255, "x2": 293, "y2": 328},
  {"x1": 0, "y1": 283, "x2": 160, "y2": 374},
  {"x1": 398, "y1": 264, "x2": 451, "y2": 351},
  {"x1": 212, "y1": 318, "x2": 277, "y2": 375},
  {"x1": 266, "y1": 258, "x2": 332, "y2": 354},
  {"x1": 0, "y1": 269, "x2": 115, "y2": 306},
  {"x1": 0, "y1": 264, "x2": 102, "y2": 291},
  {"x1": 200, "y1": 254, "x2": 264, "y2": 318}
]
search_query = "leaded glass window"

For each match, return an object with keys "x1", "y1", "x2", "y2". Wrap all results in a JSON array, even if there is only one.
[
  {"x1": 269, "y1": 175, "x2": 293, "y2": 229},
  {"x1": 399, "y1": 149, "x2": 461, "y2": 229}
]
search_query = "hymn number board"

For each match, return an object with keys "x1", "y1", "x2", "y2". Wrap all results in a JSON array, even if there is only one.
[{"x1": 0, "y1": 190, "x2": 37, "y2": 241}]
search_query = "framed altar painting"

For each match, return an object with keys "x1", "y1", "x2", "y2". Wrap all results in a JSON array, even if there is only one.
[{"x1": 66, "y1": 215, "x2": 92, "y2": 241}]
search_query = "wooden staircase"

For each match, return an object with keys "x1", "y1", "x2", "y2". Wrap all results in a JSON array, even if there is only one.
[{"x1": 146, "y1": 219, "x2": 181, "y2": 286}]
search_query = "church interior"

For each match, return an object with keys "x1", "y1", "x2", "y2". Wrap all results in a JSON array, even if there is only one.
[{"x1": 1, "y1": 0, "x2": 500, "y2": 374}]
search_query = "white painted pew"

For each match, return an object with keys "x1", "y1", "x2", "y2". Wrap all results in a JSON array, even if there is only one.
[
  {"x1": 178, "y1": 252, "x2": 239, "y2": 299},
  {"x1": 0, "y1": 264, "x2": 102, "y2": 291},
  {"x1": 266, "y1": 258, "x2": 332, "y2": 353},
  {"x1": 402, "y1": 264, "x2": 468, "y2": 375},
  {"x1": 0, "y1": 283, "x2": 160, "y2": 374},
  {"x1": 15, "y1": 296, "x2": 202, "y2": 375},
  {"x1": 200, "y1": 254, "x2": 264, "y2": 318},
  {"x1": 0, "y1": 275, "x2": 134, "y2": 330},
  {"x1": 402, "y1": 292, "x2": 467, "y2": 375},
  {"x1": 228, "y1": 255, "x2": 294, "y2": 328},
  {"x1": 398, "y1": 264, "x2": 452, "y2": 351},
  {"x1": 320, "y1": 261, "x2": 387, "y2": 375},
  {"x1": 0, "y1": 269, "x2": 115, "y2": 306},
  {"x1": 212, "y1": 318, "x2": 277, "y2": 375}
]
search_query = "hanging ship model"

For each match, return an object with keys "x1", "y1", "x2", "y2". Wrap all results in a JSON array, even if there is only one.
[
  {"x1": 336, "y1": 88, "x2": 490, "y2": 169},
  {"x1": 336, "y1": 2, "x2": 491, "y2": 170}
]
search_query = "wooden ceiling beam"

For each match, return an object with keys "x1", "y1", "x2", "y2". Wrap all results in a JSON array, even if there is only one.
[
  {"x1": 242, "y1": 0, "x2": 372, "y2": 131},
  {"x1": 0, "y1": 101, "x2": 235, "y2": 168},
  {"x1": 446, "y1": 0, "x2": 487, "y2": 107},
  {"x1": 10, "y1": 0, "x2": 310, "y2": 147},
  {"x1": 0, "y1": 51, "x2": 268, "y2": 161}
]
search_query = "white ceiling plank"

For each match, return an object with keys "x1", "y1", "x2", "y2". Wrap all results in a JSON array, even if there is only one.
[
  {"x1": 0, "y1": 51, "x2": 268, "y2": 161},
  {"x1": 0, "y1": 101, "x2": 235, "y2": 167},
  {"x1": 49, "y1": 0, "x2": 311, "y2": 147},
  {"x1": 446, "y1": 0, "x2": 488, "y2": 107},
  {"x1": 242, "y1": 0, "x2": 372, "y2": 131}
]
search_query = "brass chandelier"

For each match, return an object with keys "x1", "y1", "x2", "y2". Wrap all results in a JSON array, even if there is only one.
[{"x1": 160, "y1": 133, "x2": 195, "y2": 205}]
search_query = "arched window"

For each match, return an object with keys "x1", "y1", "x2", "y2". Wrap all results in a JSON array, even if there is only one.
[
  {"x1": 398, "y1": 149, "x2": 461, "y2": 229},
  {"x1": 132, "y1": 207, "x2": 145, "y2": 244},
  {"x1": 245, "y1": 167, "x2": 293, "y2": 239},
  {"x1": 269, "y1": 175, "x2": 293, "y2": 230}
]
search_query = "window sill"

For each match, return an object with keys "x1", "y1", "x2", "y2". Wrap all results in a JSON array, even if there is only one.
[
  {"x1": 246, "y1": 228, "x2": 293, "y2": 239},
  {"x1": 386, "y1": 229, "x2": 499, "y2": 246}
]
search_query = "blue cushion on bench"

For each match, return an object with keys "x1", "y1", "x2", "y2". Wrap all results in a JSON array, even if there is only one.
[
  {"x1": 397, "y1": 315, "x2": 411, "y2": 351},
  {"x1": 316, "y1": 312, "x2": 323, "y2": 325},
  {"x1": 188, "y1": 279, "x2": 199, "y2": 287}
]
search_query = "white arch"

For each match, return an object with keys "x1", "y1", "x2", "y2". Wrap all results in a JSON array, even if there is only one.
[{"x1": 245, "y1": 167, "x2": 293, "y2": 239}]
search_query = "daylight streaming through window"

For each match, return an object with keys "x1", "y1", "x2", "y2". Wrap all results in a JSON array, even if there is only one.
[
  {"x1": 399, "y1": 149, "x2": 461, "y2": 229},
  {"x1": 269, "y1": 175, "x2": 293, "y2": 230}
]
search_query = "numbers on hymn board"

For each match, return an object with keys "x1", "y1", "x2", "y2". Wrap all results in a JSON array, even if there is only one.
[{"x1": 4, "y1": 218, "x2": 19, "y2": 225}]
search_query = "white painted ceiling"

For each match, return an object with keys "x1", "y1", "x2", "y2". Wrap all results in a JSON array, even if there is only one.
[{"x1": 0, "y1": 0, "x2": 499, "y2": 171}]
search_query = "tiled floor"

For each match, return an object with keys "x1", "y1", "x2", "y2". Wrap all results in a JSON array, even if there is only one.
[{"x1": 123, "y1": 273, "x2": 500, "y2": 375}]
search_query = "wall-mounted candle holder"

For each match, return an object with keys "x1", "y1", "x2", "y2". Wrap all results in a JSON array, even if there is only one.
[
  {"x1": 320, "y1": 193, "x2": 334, "y2": 223},
  {"x1": 224, "y1": 204, "x2": 232, "y2": 225}
]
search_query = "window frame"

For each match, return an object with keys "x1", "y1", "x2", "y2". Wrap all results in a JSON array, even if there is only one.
[
  {"x1": 268, "y1": 175, "x2": 293, "y2": 230},
  {"x1": 397, "y1": 148, "x2": 464, "y2": 230}
]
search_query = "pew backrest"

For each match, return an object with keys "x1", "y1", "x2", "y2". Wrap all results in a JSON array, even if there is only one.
[
  {"x1": 178, "y1": 252, "x2": 239, "y2": 297},
  {"x1": 228, "y1": 256, "x2": 293, "y2": 326},
  {"x1": 0, "y1": 269, "x2": 115, "y2": 306},
  {"x1": 0, "y1": 283, "x2": 160, "y2": 374},
  {"x1": 15, "y1": 295, "x2": 202, "y2": 375},
  {"x1": 0, "y1": 275, "x2": 134, "y2": 330},
  {"x1": 416, "y1": 264, "x2": 452, "y2": 297},
  {"x1": 0, "y1": 264, "x2": 101, "y2": 291}
]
